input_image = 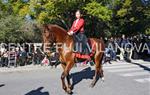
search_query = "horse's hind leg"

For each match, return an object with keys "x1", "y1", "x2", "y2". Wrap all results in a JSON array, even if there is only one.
[
  {"x1": 99, "y1": 54, "x2": 105, "y2": 81},
  {"x1": 99, "y1": 69, "x2": 104, "y2": 81},
  {"x1": 90, "y1": 53, "x2": 104, "y2": 88},
  {"x1": 90, "y1": 66, "x2": 100, "y2": 88},
  {"x1": 90, "y1": 55, "x2": 100, "y2": 87}
]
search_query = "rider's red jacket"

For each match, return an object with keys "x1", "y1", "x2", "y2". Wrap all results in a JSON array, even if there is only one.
[{"x1": 69, "y1": 18, "x2": 85, "y2": 33}]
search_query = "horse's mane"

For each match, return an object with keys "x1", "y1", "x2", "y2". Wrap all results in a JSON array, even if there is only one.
[
  {"x1": 48, "y1": 24, "x2": 68, "y2": 35},
  {"x1": 43, "y1": 24, "x2": 72, "y2": 43},
  {"x1": 53, "y1": 25, "x2": 67, "y2": 33}
]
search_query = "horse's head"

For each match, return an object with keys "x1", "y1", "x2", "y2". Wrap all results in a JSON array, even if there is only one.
[
  {"x1": 42, "y1": 24, "x2": 56, "y2": 44},
  {"x1": 42, "y1": 24, "x2": 68, "y2": 44},
  {"x1": 42, "y1": 24, "x2": 71, "y2": 53}
]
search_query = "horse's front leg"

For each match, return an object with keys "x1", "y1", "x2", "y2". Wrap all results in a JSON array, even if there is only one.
[
  {"x1": 61, "y1": 63, "x2": 73, "y2": 94},
  {"x1": 65, "y1": 60, "x2": 75, "y2": 94},
  {"x1": 66, "y1": 73, "x2": 73, "y2": 95},
  {"x1": 61, "y1": 71, "x2": 67, "y2": 91},
  {"x1": 61, "y1": 63, "x2": 67, "y2": 92},
  {"x1": 61, "y1": 72, "x2": 72, "y2": 94},
  {"x1": 66, "y1": 74, "x2": 72, "y2": 90}
]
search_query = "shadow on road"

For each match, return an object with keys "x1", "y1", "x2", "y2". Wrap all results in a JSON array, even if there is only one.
[
  {"x1": 25, "y1": 87, "x2": 49, "y2": 95},
  {"x1": 131, "y1": 62, "x2": 150, "y2": 72},
  {"x1": 143, "y1": 58, "x2": 150, "y2": 62},
  {"x1": 0, "y1": 84, "x2": 5, "y2": 87},
  {"x1": 70, "y1": 67, "x2": 95, "y2": 88}
]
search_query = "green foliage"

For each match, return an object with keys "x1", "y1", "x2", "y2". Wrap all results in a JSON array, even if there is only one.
[
  {"x1": 84, "y1": 1, "x2": 112, "y2": 21},
  {"x1": 0, "y1": 0, "x2": 150, "y2": 42},
  {"x1": 117, "y1": 0, "x2": 132, "y2": 17},
  {"x1": 0, "y1": 14, "x2": 40, "y2": 43},
  {"x1": 0, "y1": 15, "x2": 23, "y2": 42},
  {"x1": 145, "y1": 28, "x2": 150, "y2": 35}
]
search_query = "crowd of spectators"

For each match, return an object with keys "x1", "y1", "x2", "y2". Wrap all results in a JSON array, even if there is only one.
[
  {"x1": 0, "y1": 44, "x2": 60, "y2": 68},
  {"x1": 103, "y1": 34, "x2": 150, "y2": 64},
  {"x1": 0, "y1": 34, "x2": 150, "y2": 68}
]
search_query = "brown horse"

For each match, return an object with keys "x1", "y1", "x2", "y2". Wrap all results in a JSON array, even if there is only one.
[{"x1": 42, "y1": 24, "x2": 105, "y2": 94}]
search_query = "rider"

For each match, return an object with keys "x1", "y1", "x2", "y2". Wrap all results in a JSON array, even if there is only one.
[{"x1": 67, "y1": 10, "x2": 90, "y2": 56}]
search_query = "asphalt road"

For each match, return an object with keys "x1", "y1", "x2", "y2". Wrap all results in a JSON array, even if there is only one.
[{"x1": 0, "y1": 60, "x2": 149, "y2": 95}]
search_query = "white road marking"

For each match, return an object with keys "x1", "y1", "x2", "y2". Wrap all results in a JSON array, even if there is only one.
[
  {"x1": 103, "y1": 62, "x2": 150, "y2": 83},
  {"x1": 103, "y1": 64, "x2": 150, "y2": 69},
  {"x1": 107, "y1": 67, "x2": 150, "y2": 72},
  {"x1": 103, "y1": 62, "x2": 150, "y2": 67},
  {"x1": 121, "y1": 71, "x2": 150, "y2": 77},
  {"x1": 134, "y1": 77, "x2": 150, "y2": 83}
]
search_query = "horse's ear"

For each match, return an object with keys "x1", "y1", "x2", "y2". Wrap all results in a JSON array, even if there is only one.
[
  {"x1": 32, "y1": 24, "x2": 44, "y2": 33},
  {"x1": 40, "y1": 24, "x2": 48, "y2": 33},
  {"x1": 43, "y1": 24, "x2": 47, "y2": 28}
]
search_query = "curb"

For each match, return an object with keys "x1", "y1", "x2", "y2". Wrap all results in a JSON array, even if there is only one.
[{"x1": 0, "y1": 65, "x2": 57, "y2": 73}]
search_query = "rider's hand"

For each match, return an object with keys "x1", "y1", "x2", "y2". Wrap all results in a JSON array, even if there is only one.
[
  {"x1": 67, "y1": 32, "x2": 71, "y2": 35},
  {"x1": 68, "y1": 31, "x2": 74, "y2": 36}
]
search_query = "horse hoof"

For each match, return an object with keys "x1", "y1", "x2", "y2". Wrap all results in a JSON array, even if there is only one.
[
  {"x1": 101, "y1": 77, "x2": 105, "y2": 82},
  {"x1": 69, "y1": 85, "x2": 73, "y2": 90},
  {"x1": 89, "y1": 83, "x2": 95, "y2": 88},
  {"x1": 63, "y1": 86, "x2": 67, "y2": 91},
  {"x1": 66, "y1": 89, "x2": 72, "y2": 95}
]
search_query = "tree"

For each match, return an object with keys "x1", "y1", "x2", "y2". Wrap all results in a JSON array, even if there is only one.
[
  {"x1": 83, "y1": 1, "x2": 113, "y2": 37},
  {"x1": 0, "y1": 0, "x2": 149, "y2": 42},
  {"x1": 84, "y1": 1, "x2": 112, "y2": 22},
  {"x1": 0, "y1": 14, "x2": 40, "y2": 43},
  {"x1": 110, "y1": 0, "x2": 150, "y2": 36}
]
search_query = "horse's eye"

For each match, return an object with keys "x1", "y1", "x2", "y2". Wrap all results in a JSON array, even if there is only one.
[
  {"x1": 43, "y1": 29, "x2": 46, "y2": 33},
  {"x1": 44, "y1": 30, "x2": 49, "y2": 33}
]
